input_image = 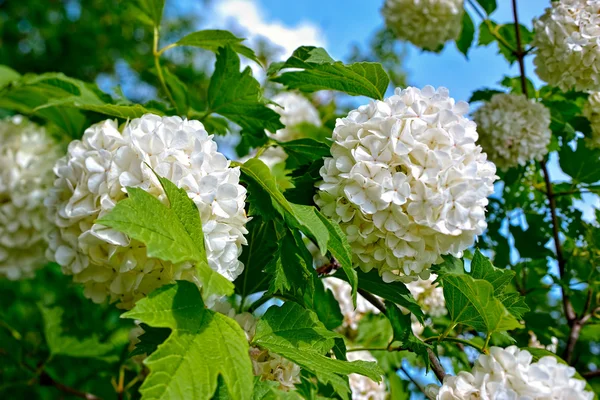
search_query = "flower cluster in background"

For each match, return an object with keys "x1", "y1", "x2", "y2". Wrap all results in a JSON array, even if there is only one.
[
  {"x1": 474, "y1": 93, "x2": 551, "y2": 169},
  {"x1": 45, "y1": 114, "x2": 248, "y2": 308},
  {"x1": 533, "y1": 0, "x2": 600, "y2": 92},
  {"x1": 0, "y1": 116, "x2": 62, "y2": 280},
  {"x1": 316, "y1": 86, "x2": 496, "y2": 281},
  {"x1": 382, "y1": 0, "x2": 464, "y2": 51}
]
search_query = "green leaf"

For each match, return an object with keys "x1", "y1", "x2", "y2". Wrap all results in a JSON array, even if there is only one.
[
  {"x1": 470, "y1": 250, "x2": 515, "y2": 295},
  {"x1": 253, "y1": 302, "x2": 383, "y2": 400},
  {"x1": 40, "y1": 305, "x2": 114, "y2": 360},
  {"x1": 129, "y1": 324, "x2": 171, "y2": 357},
  {"x1": 316, "y1": 213, "x2": 358, "y2": 305},
  {"x1": 162, "y1": 68, "x2": 189, "y2": 115},
  {"x1": 122, "y1": 281, "x2": 254, "y2": 400},
  {"x1": 383, "y1": 301, "x2": 431, "y2": 369},
  {"x1": 336, "y1": 269, "x2": 424, "y2": 323},
  {"x1": 469, "y1": 89, "x2": 503, "y2": 102},
  {"x1": 284, "y1": 159, "x2": 324, "y2": 205},
  {"x1": 456, "y1": 12, "x2": 475, "y2": 57},
  {"x1": 474, "y1": 0, "x2": 497, "y2": 14},
  {"x1": 74, "y1": 103, "x2": 156, "y2": 118},
  {"x1": 203, "y1": 116, "x2": 230, "y2": 136},
  {"x1": 290, "y1": 203, "x2": 329, "y2": 255},
  {"x1": 0, "y1": 65, "x2": 20, "y2": 89},
  {"x1": 498, "y1": 292, "x2": 529, "y2": 320},
  {"x1": 208, "y1": 46, "x2": 283, "y2": 142},
  {"x1": 443, "y1": 274, "x2": 522, "y2": 334},
  {"x1": 278, "y1": 138, "x2": 331, "y2": 169},
  {"x1": 307, "y1": 277, "x2": 344, "y2": 330},
  {"x1": 559, "y1": 138, "x2": 600, "y2": 184},
  {"x1": 135, "y1": 0, "x2": 165, "y2": 27},
  {"x1": 271, "y1": 46, "x2": 389, "y2": 100},
  {"x1": 175, "y1": 30, "x2": 259, "y2": 64},
  {"x1": 97, "y1": 174, "x2": 233, "y2": 300},
  {"x1": 251, "y1": 379, "x2": 304, "y2": 400},
  {"x1": 500, "y1": 76, "x2": 536, "y2": 96}
]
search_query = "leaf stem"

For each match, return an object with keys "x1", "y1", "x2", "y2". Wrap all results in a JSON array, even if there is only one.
[
  {"x1": 153, "y1": 26, "x2": 177, "y2": 108},
  {"x1": 466, "y1": 0, "x2": 516, "y2": 54}
]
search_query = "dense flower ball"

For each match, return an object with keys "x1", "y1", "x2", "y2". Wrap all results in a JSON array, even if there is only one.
[
  {"x1": 428, "y1": 346, "x2": 593, "y2": 399},
  {"x1": 316, "y1": 86, "x2": 496, "y2": 281},
  {"x1": 532, "y1": 0, "x2": 600, "y2": 91},
  {"x1": 45, "y1": 114, "x2": 248, "y2": 308},
  {"x1": 347, "y1": 351, "x2": 387, "y2": 400},
  {"x1": 0, "y1": 116, "x2": 62, "y2": 280},
  {"x1": 212, "y1": 300, "x2": 300, "y2": 389},
  {"x1": 584, "y1": 92, "x2": 600, "y2": 148},
  {"x1": 406, "y1": 274, "x2": 446, "y2": 317},
  {"x1": 382, "y1": 0, "x2": 464, "y2": 51},
  {"x1": 473, "y1": 93, "x2": 551, "y2": 169}
]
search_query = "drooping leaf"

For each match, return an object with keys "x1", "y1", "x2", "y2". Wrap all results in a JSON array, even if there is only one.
[
  {"x1": 39, "y1": 305, "x2": 115, "y2": 360},
  {"x1": 96, "y1": 174, "x2": 233, "y2": 300},
  {"x1": 253, "y1": 302, "x2": 384, "y2": 400},
  {"x1": 122, "y1": 282, "x2": 254, "y2": 400},
  {"x1": 383, "y1": 301, "x2": 431, "y2": 369},
  {"x1": 134, "y1": 0, "x2": 165, "y2": 27},
  {"x1": 74, "y1": 103, "x2": 157, "y2": 118},
  {"x1": 336, "y1": 269, "x2": 424, "y2": 323},
  {"x1": 207, "y1": 46, "x2": 283, "y2": 144},
  {"x1": 162, "y1": 67, "x2": 189, "y2": 115},
  {"x1": 175, "y1": 30, "x2": 260, "y2": 64},
  {"x1": 278, "y1": 138, "x2": 331, "y2": 169},
  {"x1": 271, "y1": 46, "x2": 389, "y2": 100},
  {"x1": 559, "y1": 138, "x2": 600, "y2": 184},
  {"x1": 307, "y1": 276, "x2": 344, "y2": 330},
  {"x1": 0, "y1": 65, "x2": 20, "y2": 89},
  {"x1": 474, "y1": 0, "x2": 497, "y2": 14},
  {"x1": 456, "y1": 12, "x2": 475, "y2": 57}
]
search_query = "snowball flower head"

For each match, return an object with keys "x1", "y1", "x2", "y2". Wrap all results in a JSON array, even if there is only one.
[
  {"x1": 347, "y1": 351, "x2": 387, "y2": 399},
  {"x1": 45, "y1": 114, "x2": 248, "y2": 308},
  {"x1": 212, "y1": 300, "x2": 300, "y2": 390},
  {"x1": 473, "y1": 93, "x2": 551, "y2": 169},
  {"x1": 0, "y1": 116, "x2": 62, "y2": 280},
  {"x1": 316, "y1": 86, "x2": 497, "y2": 281},
  {"x1": 382, "y1": 0, "x2": 464, "y2": 51},
  {"x1": 430, "y1": 346, "x2": 593, "y2": 399},
  {"x1": 406, "y1": 274, "x2": 446, "y2": 317},
  {"x1": 532, "y1": 0, "x2": 600, "y2": 91},
  {"x1": 584, "y1": 92, "x2": 600, "y2": 148}
]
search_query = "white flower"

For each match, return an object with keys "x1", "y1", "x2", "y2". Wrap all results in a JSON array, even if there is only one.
[
  {"x1": 431, "y1": 346, "x2": 593, "y2": 399},
  {"x1": 382, "y1": 0, "x2": 464, "y2": 51},
  {"x1": 584, "y1": 91, "x2": 600, "y2": 148},
  {"x1": 0, "y1": 116, "x2": 62, "y2": 280},
  {"x1": 268, "y1": 92, "x2": 321, "y2": 143},
  {"x1": 45, "y1": 114, "x2": 248, "y2": 309},
  {"x1": 406, "y1": 274, "x2": 446, "y2": 317},
  {"x1": 211, "y1": 300, "x2": 301, "y2": 390},
  {"x1": 316, "y1": 86, "x2": 497, "y2": 281},
  {"x1": 474, "y1": 93, "x2": 551, "y2": 169},
  {"x1": 346, "y1": 351, "x2": 387, "y2": 400},
  {"x1": 528, "y1": 331, "x2": 559, "y2": 354},
  {"x1": 532, "y1": 0, "x2": 600, "y2": 91}
]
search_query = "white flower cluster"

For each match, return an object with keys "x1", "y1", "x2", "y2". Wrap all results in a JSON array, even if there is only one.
[
  {"x1": 316, "y1": 86, "x2": 497, "y2": 281},
  {"x1": 474, "y1": 93, "x2": 551, "y2": 170},
  {"x1": 429, "y1": 346, "x2": 593, "y2": 399},
  {"x1": 45, "y1": 114, "x2": 248, "y2": 309},
  {"x1": 0, "y1": 116, "x2": 62, "y2": 280},
  {"x1": 256, "y1": 92, "x2": 322, "y2": 169},
  {"x1": 346, "y1": 351, "x2": 387, "y2": 400},
  {"x1": 406, "y1": 274, "x2": 446, "y2": 317},
  {"x1": 584, "y1": 91, "x2": 600, "y2": 148},
  {"x1": 212, "y1": 300, "x2": 300, "y2": 389},
  {"x1": 533, "y1": 0, "x2": 600, "y2": 92},
  {"x1": 382, "y1": 0, "x2": 464, "y2": 51},
  {"x1": 529, "y1": 331, "x2": 559, "y2": 354}
]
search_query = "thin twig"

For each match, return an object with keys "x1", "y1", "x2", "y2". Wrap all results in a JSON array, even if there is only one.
[
  {"x1": 511, "y1": 0, "x2": 528, "y2": 97},
  {"x1": 583, "y1": 369, "x2": 600, "y2": 379},
  {"x1": 400, "y1": 366, "x2": 426, "y2": 394},
  {"x1": 153, "y1": 27, "x2": 176, "y2": 108},
  {"x1": 357, "y1": 289, "x2": 386, "y2": 314},
  {"x1": 39, "y1": 371, "x2": 102, "y2": 400}
]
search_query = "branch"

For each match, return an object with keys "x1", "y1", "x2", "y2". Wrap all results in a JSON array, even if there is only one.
[
  {"x1": 400, "y1": 366, "x2": 427, "y2": 394},
  {"x1": 357, "y1": 288, "x2": 447, "y2": 382},
  {"x1": 39, "y1": 371, "x2": 102, "y2": 400},
  {"x1": 511, "y1": 0, "x2": 528, "y2": 97},
  {"x1": 583, "y1": 369, "x2": 600, "y2": 379}
]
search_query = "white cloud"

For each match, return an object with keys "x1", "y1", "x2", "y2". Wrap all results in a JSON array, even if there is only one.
[{"x1": 210, "y1": 0, "x2": 326, "y2": 61}]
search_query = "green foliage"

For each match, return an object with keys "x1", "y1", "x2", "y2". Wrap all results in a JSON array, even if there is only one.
[
  {"x1": 253, "y1": 302, "x2": 384, "y2": 400},
  {"x1": 97, "y1": 173, "x2": 233, "y2": 300},
  {"x1": 559, "y1": 138, "x2": 600, "y2": 184},
  {"x1": 277, "y1": 138, "x2": 331, "y2": 169},
  {"x1": 456, "y1": 12, "x2": 475, "y2": 57},
  {"x1": 270, "y1": 46, "x2": 390, "y2": 100},
  {"x1": 175, "y1": 30, "x2": 260, "y2": 64},
  {"x1": 134, "y1": 0, "x2": 166, "y2": 27},
  {"x1": 474, "y1": 0, "x2": 497, "y2": 14},
  {"x1": 123, "y1": 281, "x2": 254, "y2": 400}
]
